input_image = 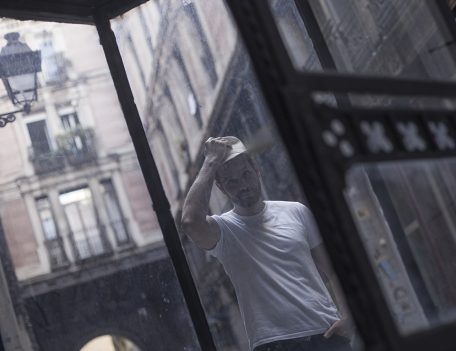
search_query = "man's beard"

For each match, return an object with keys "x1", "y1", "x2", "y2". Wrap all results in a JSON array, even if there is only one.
[{"x1": 234, "y1": 187, "x2": 261, "y2": 208}]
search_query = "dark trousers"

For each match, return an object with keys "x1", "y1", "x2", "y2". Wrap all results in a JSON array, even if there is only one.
[{"x1": 254, "y1": 334, "x2": 352, "y2": 351}]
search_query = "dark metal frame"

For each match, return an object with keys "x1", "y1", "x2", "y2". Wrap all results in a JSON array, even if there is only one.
[
  {"x1": 1, "y1": 1, "x2": 456, "y2": 351},
  {"x1": 224, "y1": 1, "x2": 456, "y2": 351},
  {"x1": 94, "y1": 13, "x2": 217, "y2": 351}
]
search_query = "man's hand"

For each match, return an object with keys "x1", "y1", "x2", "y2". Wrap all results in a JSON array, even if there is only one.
[
  {"x1": 323, "y1": 318, "x2": 353, "y2": 339},
  {"x1": 204, "y1": 137, "x2": 233, "y2": 165}
]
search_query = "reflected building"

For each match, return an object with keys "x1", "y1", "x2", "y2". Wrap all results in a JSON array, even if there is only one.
[
  {"x1": 114, "y1": 1, "x2": 304, "y2": 350},
  {"x1": 0, "y1": 20, "x2": 198, "y2": 351},
  {"x1": 115, "y1": 0, "x2": 456, "y2": 348}
]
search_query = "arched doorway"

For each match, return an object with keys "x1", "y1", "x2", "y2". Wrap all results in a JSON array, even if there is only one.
[{"x1": 80, "y1": 335, "x2": 141, "y2": 351}]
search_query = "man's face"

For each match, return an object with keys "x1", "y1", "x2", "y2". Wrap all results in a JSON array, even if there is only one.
[{"x1": 216, "y1": 155, "x2": 262, "y2": 208}]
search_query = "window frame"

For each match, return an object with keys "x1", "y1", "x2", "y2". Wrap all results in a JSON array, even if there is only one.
[{"x1": 22, "y1": 112, "x2": 54, "y2": 153}]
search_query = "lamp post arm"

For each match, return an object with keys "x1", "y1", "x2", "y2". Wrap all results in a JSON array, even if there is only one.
[{"x1": 0, "y1": 107, "x2": 27, "y2": 128}]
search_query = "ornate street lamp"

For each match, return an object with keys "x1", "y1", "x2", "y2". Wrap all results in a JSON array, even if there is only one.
[{"x1": 0, "y1": 32, "x2": 41, "y2": 127}]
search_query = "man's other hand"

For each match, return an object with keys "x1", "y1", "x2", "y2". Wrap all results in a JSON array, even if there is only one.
[{"x1": 323, "y1": 318, "x2": 353, "y2": 339}]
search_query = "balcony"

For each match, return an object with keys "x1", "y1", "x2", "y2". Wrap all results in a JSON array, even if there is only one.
[
  {"x1": 29, "y1": 149, "x2": 66, "y2": 175},
  {"x1": 44, "y1": 219, "x2": 132, "y2": 269},
  {"x1": 29, "y1": 127, "x2": 97, "y2": 175},
  {"x1": 56, "y1": 127, "x2": 97, "y2": 166},
  {"x1": 68, "y1": 224, "x2": 113, "y2": 262}
]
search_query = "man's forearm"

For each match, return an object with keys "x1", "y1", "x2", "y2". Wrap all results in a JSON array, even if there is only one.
[{"x1": 182, "y1": 159, "x2": 219, "y2": 224}]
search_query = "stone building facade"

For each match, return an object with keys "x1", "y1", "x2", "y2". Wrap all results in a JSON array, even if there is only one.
[{"x1": 0, "y1": 19, "x2": 198, "y2": 351}]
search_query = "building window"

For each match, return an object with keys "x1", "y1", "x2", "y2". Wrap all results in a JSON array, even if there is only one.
[
  {"x1": 57, "y1": 110, "x2": 97, "y2": 166},
  {"x1": 26, "y1": 116, "x2": 67, "y2": 174},
  {"x1": 183, "y1": 2, "x2": 218, "y2": 87},
  {"x1": 100, "y1": 180, "x2": 131, "y2": 246},
  {"x1": 59, "y1": 111, "x2": 84, "y2": 152},
  {"x1": 60, "y1": 110, "x2": 80, "y2": 130},
  {"x1": 36, "y1": 197, "x2": 68, "y2": 268},
  {"x1": 59, "y1": 187, "x2": 111, "y2": 260},
  {"x1": 172, "y1": 46, "x2": 203, "y2": 128},
  {"x1": 27, "y1": 119, "x2": 52, "y2": 156},
  {"x1": 163, "y1": 84, "x2": 191, "y2": 169}
]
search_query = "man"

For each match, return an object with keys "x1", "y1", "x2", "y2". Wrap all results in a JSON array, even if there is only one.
[{"x1": 181, "y1": 136, "x2": 352, "y2": 351}]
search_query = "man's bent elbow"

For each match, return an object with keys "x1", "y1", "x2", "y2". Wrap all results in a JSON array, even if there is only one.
[
  {"x1": 180, "y1": 219, "x2": 215, "y2": 250},
  {"x1": 180, "y1": 217, "x2": 196, "y2": 237},
  {"x1": 180, "y1": 218, "x2": 202, "y2": 239}
]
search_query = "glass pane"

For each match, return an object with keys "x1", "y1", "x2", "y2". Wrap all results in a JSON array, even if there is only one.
[
  {"x1": 36, "y1": 197, "x2": 58, "y2": 240},
  {"x1": 27, "y1": 119, "x2": 51, "y2": 155},
  {"x1": 113, "y1": 2, "x2": 362, "y2": 351},
  {"x1": 100, "y1": 180, "x2": 130, "y2": 245},
  {"x1": 270, "y1": 0, "x2": 456, "y2": 81},
  {"x1": 346, "y1": 158, "x2": 456, "y2": 334},
  {"x1": 0, "y1": 19, "x2": 200, "y2": 351}
]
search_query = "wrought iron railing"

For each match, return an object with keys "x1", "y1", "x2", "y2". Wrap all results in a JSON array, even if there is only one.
[
  {"x1": 29, "y1": 127, "x2": 97, "y2": 175},
  {"x1": 29, "y1": 148, "x2": 66, "y2": 175},
  {"x1": 44, "y1": 236, "x2": 69, "y2": 269},
  {"x1": 44, "y1": 219, "x2": 133, "y2": 267},
  {"x1": 56, "y1": 127, "x2": 97, "y2": 166},
  {"x1": 68, "y1": 224, "x2": 112, "y2": 262}
]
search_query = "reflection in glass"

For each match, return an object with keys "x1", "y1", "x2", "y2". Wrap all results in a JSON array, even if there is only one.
[
  {"x1": 346, "y1": 159, "x2": 456, "y2": 334},
  {"x1": 270, "y1": 0, "x2": 456, "y2": 82},
  {"x1": 114, "y1": 1, "x2": 359, "y2": 350}
]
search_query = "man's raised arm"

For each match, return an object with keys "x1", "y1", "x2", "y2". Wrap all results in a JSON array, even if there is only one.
[{"x1": 181, "y1": 137, "x2": 231, "y2": 250}]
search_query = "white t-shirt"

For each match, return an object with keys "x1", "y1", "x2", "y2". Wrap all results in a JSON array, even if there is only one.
[{"x1": 209, "y1": 201, "x2": 339, "y2": 350}]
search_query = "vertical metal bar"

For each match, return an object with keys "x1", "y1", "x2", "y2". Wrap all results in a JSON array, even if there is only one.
[
  {"x1": 94, "y1": 13, "x2": 217, "y2": 351},
  {"x1": 293, "y1": 0, "x2": 351, "y2": 108},
  {"x1": 293, "y1": 0, "x2": 337, "y2": 71}
]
